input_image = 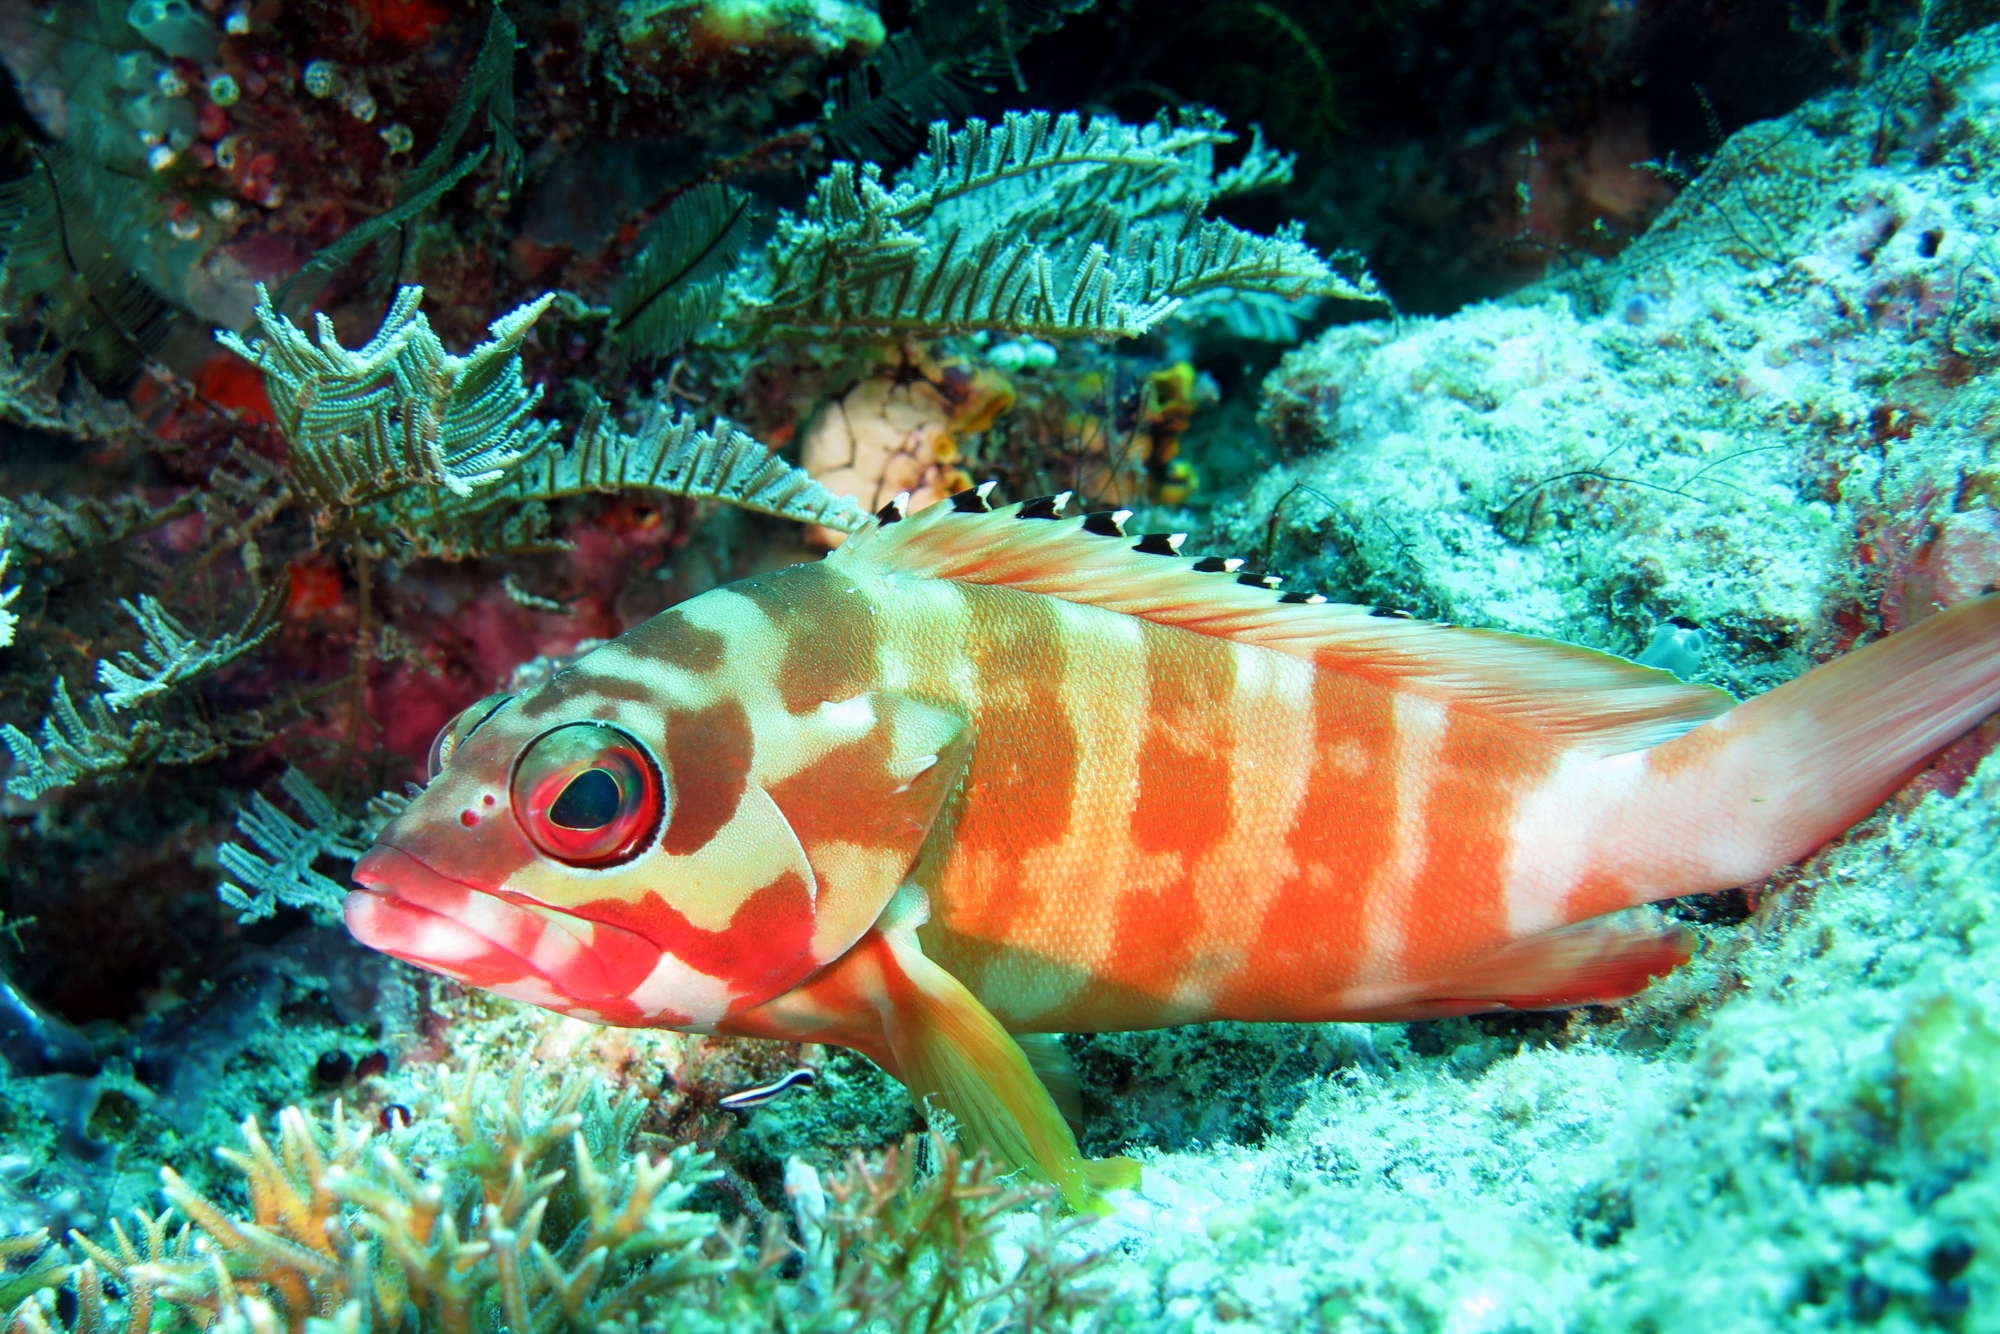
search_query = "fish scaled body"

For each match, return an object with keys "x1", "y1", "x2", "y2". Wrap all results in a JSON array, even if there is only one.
[{"x1": 348, "y1": 490, "x2": 2000, "y2": 1212}]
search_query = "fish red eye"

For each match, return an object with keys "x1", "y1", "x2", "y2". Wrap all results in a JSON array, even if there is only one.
[
  {"x1": 428, "y1": 693, "x2": 513, "y2": 779},
  {"x1": 511, "y1": 723, "x2": 665, "y2": 867}
]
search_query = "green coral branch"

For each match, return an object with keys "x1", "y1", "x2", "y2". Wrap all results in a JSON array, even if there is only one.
[
  {"x1": 1, "y1": 586, "x2": 286, "y2": 799},
  {"x1": 897, "y1": 107, "x2": 1261, "y2": 229},
  {"x1": 610, "y1": 183, "x2": 758, "y2": 358},
  {"x1": 224, "y1": 285, "x2": 855, "y2": 553},
  {"x1": 0, "y1": 676, "x2": 283, "y2": 801},
  {"x1": 443, "y1": 399, "x2": 871, "y2": 534},
  {"x1": 0, "y1": 516, "x2": 18, "y2": 649},
  {"x1": 96, "y1": 586, "x2": 283, "y2": 711},
  {"x1": 0, "y1": 679, "x2": 159, "y2": 800},
  {"x1": 0, "y1": 490, "x2": 191, "y2": 564}
]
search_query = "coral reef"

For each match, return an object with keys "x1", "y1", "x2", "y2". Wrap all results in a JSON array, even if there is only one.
[
  {"x1": 1238, "y1": 20, "x2": 2000, "y2": 706},
  {"x1": 1, "y1": 0, "x2": 1997, "y2": 1329},
  {"x1": 3, "y1": 1061, "x2": 1108, "y2": 1333}
]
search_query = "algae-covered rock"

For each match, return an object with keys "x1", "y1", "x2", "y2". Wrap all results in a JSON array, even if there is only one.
[
  {"x1": 1233, "y1": 27, "x2": 2000, "y2": 702},
  {"x1": 1078, "y1": 23, "x2": 2000, "y2": 1334},
  {"x1": 616, "y1": 0, "x2": 883, "y2": 77},
  {"x1": 1894, "y1": 990, "x2": 2000, "y2": 1158}
]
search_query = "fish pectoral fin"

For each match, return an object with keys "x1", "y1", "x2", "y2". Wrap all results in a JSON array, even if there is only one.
[
  {"x1": 1014, "y1": 1033, "x2": 1084, "y2": 1136},
  {"x1": 1329, "y1": 913, "x2": 1696, "y2": 1022},
  {"x1": 875, "y1": 928, "x2": 1139, "y2": 1214}
]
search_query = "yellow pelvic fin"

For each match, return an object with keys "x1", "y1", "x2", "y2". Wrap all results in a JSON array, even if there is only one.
[
  {"x1": 877, "y1": 927, "x2": 1140, "y2": 1214},
  {"x1": 1015, "y1": 1032, "x2": 1084, "y2": 1136}
]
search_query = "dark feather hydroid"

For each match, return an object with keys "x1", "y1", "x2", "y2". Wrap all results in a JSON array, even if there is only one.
[
  {"x1": 0, "y1": 144, "x2": 171, "y2": 386},
  {"x1": 610, "y1": 183, "x2": 756, "y2": 358},
  {"x1": 821, "y1": 0, "x2": 1097, "y2": 161}
]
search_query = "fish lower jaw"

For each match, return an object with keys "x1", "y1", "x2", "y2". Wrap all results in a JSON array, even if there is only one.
[
  {"x1": 346, "y1": 884, "x2": 634, "y2": 1022},
  {"x1": 344, "y1": 884, "x2": 528, "y2": 986},
  {"x1": 347, "y1": 844, "x2": 611, "y2": 1005},
  {"x1": 345, "y1": 844, "x2": 729, "y2": 1028}
]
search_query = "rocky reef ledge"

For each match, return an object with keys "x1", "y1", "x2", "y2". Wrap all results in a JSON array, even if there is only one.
[{"x1": 1079, "y1": 22, "x2": 2000, "y2": 1334}]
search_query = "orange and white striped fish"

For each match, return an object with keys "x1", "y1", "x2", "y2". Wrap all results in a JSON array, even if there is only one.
[{"x1": 346, "y1": 487, "x2": 2000, "y2": 1212}]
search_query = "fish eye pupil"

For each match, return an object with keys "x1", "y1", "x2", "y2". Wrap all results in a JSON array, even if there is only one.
[
  {"x1": 548, "y1": 768, "x2": 621, "y2": 830},
  {"x1": 511, "y1": 724, "x2": 664, "y2": 867}
]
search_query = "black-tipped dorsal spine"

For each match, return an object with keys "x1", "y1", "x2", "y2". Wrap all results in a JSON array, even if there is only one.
[
  {"x1": 1133, "y1": 532, "x2": 1187, "y2": 556},
  {"x1": 1082, "y1": 509, "x2": 1134, "y2": 537},
  {"x1": 1238, "y1": 571, "x2": 1283, "y2": 589},
  {"x1": 1018, "y1": 492, "x2": 1072, "y2": 520},
  {"x1": 1280, "y1": 591, "x2": 1329, "y2": 604},
  {"x1": 876, "y1": 492, "x2": 910, "y2": 525},
  {"x1": 1192, "y1": 556, "x2": 1247, "y2": 574},
  {"x1": 951, "y1": 480, "x2": 1000, "y2": 513}
]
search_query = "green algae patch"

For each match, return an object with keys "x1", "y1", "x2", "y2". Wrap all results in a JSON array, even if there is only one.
[{"x1": 1894, "y1": 991, "x2": 2000, "y2": 1157}]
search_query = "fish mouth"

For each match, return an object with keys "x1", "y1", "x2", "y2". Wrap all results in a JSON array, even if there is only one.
[{"x1": 347, "y1": 845, "x2": 648, "y2": 1008}]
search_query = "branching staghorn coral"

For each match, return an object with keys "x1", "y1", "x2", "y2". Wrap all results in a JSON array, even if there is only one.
[
  {"x1": 0, "y1": 1064, "x2": 1109, "y2": 1334},
  {"x1": 740, "y1": 108, "x2": 1382, "y2": 341}
]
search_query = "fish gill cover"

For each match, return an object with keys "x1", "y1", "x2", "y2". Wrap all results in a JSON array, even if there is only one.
[{"x1": 0, "y1": 0, "x2": 1997, "y2": 1329}]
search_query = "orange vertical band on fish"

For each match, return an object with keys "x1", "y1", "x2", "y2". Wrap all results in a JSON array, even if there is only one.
[{"x1": 346, "y1": 487, "x2": 2000, "y2": 1213}]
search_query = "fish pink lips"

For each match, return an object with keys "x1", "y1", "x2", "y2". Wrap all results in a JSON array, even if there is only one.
[{"x1": 347, "y1": 844, "x2": 655, "y2": 1004}]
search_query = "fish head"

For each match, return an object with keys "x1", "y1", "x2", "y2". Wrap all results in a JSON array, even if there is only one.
[{"x1": 345, "y1": 610, "x2": 967, "y2": 1030}]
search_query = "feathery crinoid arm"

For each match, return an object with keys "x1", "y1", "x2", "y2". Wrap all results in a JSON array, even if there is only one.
[
  {"x1": 741, "y1": 109, "x2": 1382, "y2": 342},
  {"x1": 415, "y1": 399, "x2": 869, "y2": 557},
  {"x1": 222, "y1": 286, "x2": 869, "y2": 555}
]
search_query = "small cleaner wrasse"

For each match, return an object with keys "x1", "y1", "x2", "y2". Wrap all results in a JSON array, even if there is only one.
[{"x1": 347, "y1": 488, "x2": 2000, "y2": 1212}]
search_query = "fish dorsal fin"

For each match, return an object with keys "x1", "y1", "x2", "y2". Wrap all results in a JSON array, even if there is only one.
[{"x1": 828, "y1": 489, "x2": 1735, "y2": 757}]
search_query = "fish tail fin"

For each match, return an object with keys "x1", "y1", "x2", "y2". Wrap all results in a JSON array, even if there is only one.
[
  {"x1": 1631, "y1": 591, "x2": 2000, "y2": 897},
  {"x1": 875, "y1": 930, "x2": 1139, "y2": 1215}
]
